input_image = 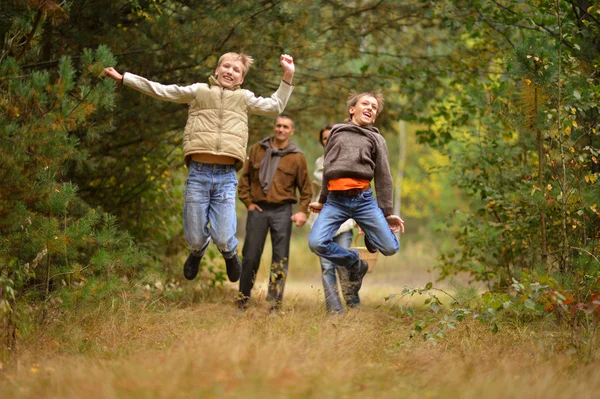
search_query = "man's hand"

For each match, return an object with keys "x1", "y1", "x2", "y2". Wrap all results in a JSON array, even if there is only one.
[
  {"x1": 291, "y1": 212, "x2": 307, "y2": 227},
  {"x1": 386, "y1": 215, "x2": 405, "y2": 234},
  {"x1": 308, "y1": 202, "x2": 323, "y2": 214},
  {"x1": 248, "y1": 203, "x2": 263, "y2": 212},
  {"x1": 280, "y1": 54, "x2": 294, "y2": 85},
  {"x1": 103, "y1": 67, "x2": 123, "y2": 82}
]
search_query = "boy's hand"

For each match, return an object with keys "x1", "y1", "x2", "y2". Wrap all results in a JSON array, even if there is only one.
[
  {"x1": 308, "y1": 202, "x2": 323, "y2": 214},
  {"x1": 280, "y1": 54, "x2": 294, "y2": 84},
  {"x1": 291, "y1": 212, "x2": 307, "y2": 227},
  {"x1": 386, "y1": 215, "x2": 405, "y2": 234},
  {"x1": 103, "y1": 67, "x2": 123, "y2": 82}
]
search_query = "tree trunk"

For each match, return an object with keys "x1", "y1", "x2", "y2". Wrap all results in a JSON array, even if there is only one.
[{"x1": 394, "y1": 120, "x2": 407, "y2": 217}]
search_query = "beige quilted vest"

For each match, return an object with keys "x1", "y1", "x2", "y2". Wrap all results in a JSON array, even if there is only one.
[{"x1": 183, "y1": 76, "x2": 248, "y2": 170}]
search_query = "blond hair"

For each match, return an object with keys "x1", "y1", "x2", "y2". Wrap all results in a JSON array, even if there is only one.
[
  {"x1": 345, "y1": 90, "x2": 385, "y2": 122},
  {"x1": 217, "y1": 52, "x2": 254, "y2": 76}
]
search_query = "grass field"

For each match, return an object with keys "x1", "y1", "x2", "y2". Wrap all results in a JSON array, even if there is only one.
[{"x1": 1, "y1": 237, "x2": 599, "y2": 398}]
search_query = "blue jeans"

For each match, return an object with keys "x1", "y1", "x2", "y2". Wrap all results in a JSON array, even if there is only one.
[
  {"x1": 308, "y1": 189, "x2": 399, "y2": 270},
  {"x1": 183, "y1": 161, "x2": 238, "y2": 259},
  {"x1": 319, "y1": 230, "x2": 360, "y2": 313}
]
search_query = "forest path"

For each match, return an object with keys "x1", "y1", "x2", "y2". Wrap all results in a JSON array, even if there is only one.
[{"x1": 1, "y1": 240, "x2": 598, "y2": 398}]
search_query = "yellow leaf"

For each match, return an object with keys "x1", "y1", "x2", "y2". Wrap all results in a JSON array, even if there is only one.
[
  {"x1": 547, "y1": 184, "x2": 552, "y2": 191},
  {"x1": 565, "y1": 126, "x2": 571, "y2": 135},
  {"x1": 573, "y1": 120, "x2": 579, "y2": 128},
  {"x1": 569, "y1": 147, "x2": 575, "y2": 153},
  {"x1": 525, "y1": 79, "x2": 532, "y2": 86}
]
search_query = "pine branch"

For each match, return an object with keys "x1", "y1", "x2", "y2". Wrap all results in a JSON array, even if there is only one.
[{"x1": 16, "y1": 8, "x2": 45, "y2": 61}]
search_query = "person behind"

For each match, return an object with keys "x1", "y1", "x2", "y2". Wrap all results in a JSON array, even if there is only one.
[
  {"x1": 307, "y1": 124, "x2": 359, "y2": 314},
  {"x1": 103, "y1": 53, "x2": 295, "y2": 284},
  {"x1": 237, "y1": 115, "x2": 312, "y2": 311},
  {"x1": 308, "y1": 91, "x2": 404, "y2": 298}
]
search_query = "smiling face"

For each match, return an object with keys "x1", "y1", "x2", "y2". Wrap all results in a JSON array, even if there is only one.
[
  {"x1": 272, "y1": 116, "x2": 294, "y2": 148},
  {"x1": 349, "y1": 95, "x2": 379, "y2": 126},
  {"x1": 214, "y1": 58, "x2": 245, "y2": 88}
]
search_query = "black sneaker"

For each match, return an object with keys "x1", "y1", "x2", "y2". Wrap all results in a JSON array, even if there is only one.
[
  {"x1": 348, "y1": 259, "x2": 369, "y2": 296},
  {"x1": 346, "y1": 294, "x2": 361, "y2": 308},
  {"x1": 364, "y1": 234, "x2": 377, "y2": 253},
  {"x1": 224, "y1": 253, "x2": 242, "y2": 282},
  {"x1": 183, "y1": 253, "x2": 202, "y2": 280},
  {"x1": 237, "y1": 298, "x2": 248, "y2": 314}
]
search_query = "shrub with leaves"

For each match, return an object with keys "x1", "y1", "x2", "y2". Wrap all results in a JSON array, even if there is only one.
[
  {"x1": 0, "y1": 22, "x2": 147, "y2": 354},
  {"x1": 384, "y1": 273, "x2": 599, "y2": 357}
]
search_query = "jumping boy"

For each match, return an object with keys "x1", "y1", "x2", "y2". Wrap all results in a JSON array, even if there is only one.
[
  {"x1": 103, "y1": 53, "x2": 295, "y2": 283},
  {"x1": 308, "y1": 90, "x2": 404, "y2": 297}
]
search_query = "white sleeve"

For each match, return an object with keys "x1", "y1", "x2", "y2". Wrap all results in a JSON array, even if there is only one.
[
  {"x1": 246, "y1": 81, "x2": 294, "y2": 116},
  {"x1": 122, "y1": 72, "x2": 200, "y2": 104}
]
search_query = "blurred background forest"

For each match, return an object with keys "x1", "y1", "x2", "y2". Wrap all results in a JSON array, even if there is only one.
[{"x1": 1, "y1": 0, "x2": 600, "y2": 354}]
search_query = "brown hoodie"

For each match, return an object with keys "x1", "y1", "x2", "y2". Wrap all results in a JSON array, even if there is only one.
[{"x1": 319, "y1": 122, "x2": 394, "y2": 216}]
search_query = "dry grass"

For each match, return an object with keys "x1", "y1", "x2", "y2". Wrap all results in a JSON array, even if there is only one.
[
  {"x1": 1, "y1": 285, "x2": 599, "y2": 398},
  {"x1": 1, "y1": 239, "x2": 599, "y2": 398}
]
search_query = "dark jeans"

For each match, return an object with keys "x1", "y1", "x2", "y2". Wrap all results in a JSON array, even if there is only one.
[{"x1": 239, "y1": 203, "x2": 292, "y2": 307}]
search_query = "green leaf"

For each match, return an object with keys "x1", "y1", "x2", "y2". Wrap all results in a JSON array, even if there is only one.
[{"x1": 524, "y1": 299, "x2": 536, "y2": 310}]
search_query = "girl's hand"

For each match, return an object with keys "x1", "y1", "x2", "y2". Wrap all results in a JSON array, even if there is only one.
[{"x1": 308, "y1": 202, "x2": 323, "y2": 214}]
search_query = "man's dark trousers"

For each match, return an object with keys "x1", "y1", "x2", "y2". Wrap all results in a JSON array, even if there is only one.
[{"x1": 239, "y1": 202, "x2": 292, "y2": 307}]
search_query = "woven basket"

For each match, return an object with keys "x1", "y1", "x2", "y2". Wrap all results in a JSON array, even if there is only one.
[{"x1": 353, "y1": 246, "x2": 378, "y2": 273}]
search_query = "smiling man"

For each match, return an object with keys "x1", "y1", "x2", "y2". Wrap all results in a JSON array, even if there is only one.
[
  {"x1": 237, "y1": 115, "x2": 312, "y2": 312},
  {"x1": 307, "y1": 91, "x2": 404, "y2": 299}
]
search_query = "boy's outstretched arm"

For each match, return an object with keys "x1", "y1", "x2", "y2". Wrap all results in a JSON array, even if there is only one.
[
  {"x1": 245, "y1": 54, "x2": 295, "y2": 116},
  {"x1": 280, "y1": 54, "x2": 295, "y2": 85},
  {"x1": 102, "y1": 67, "x2": 198, "y2": 104}
]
